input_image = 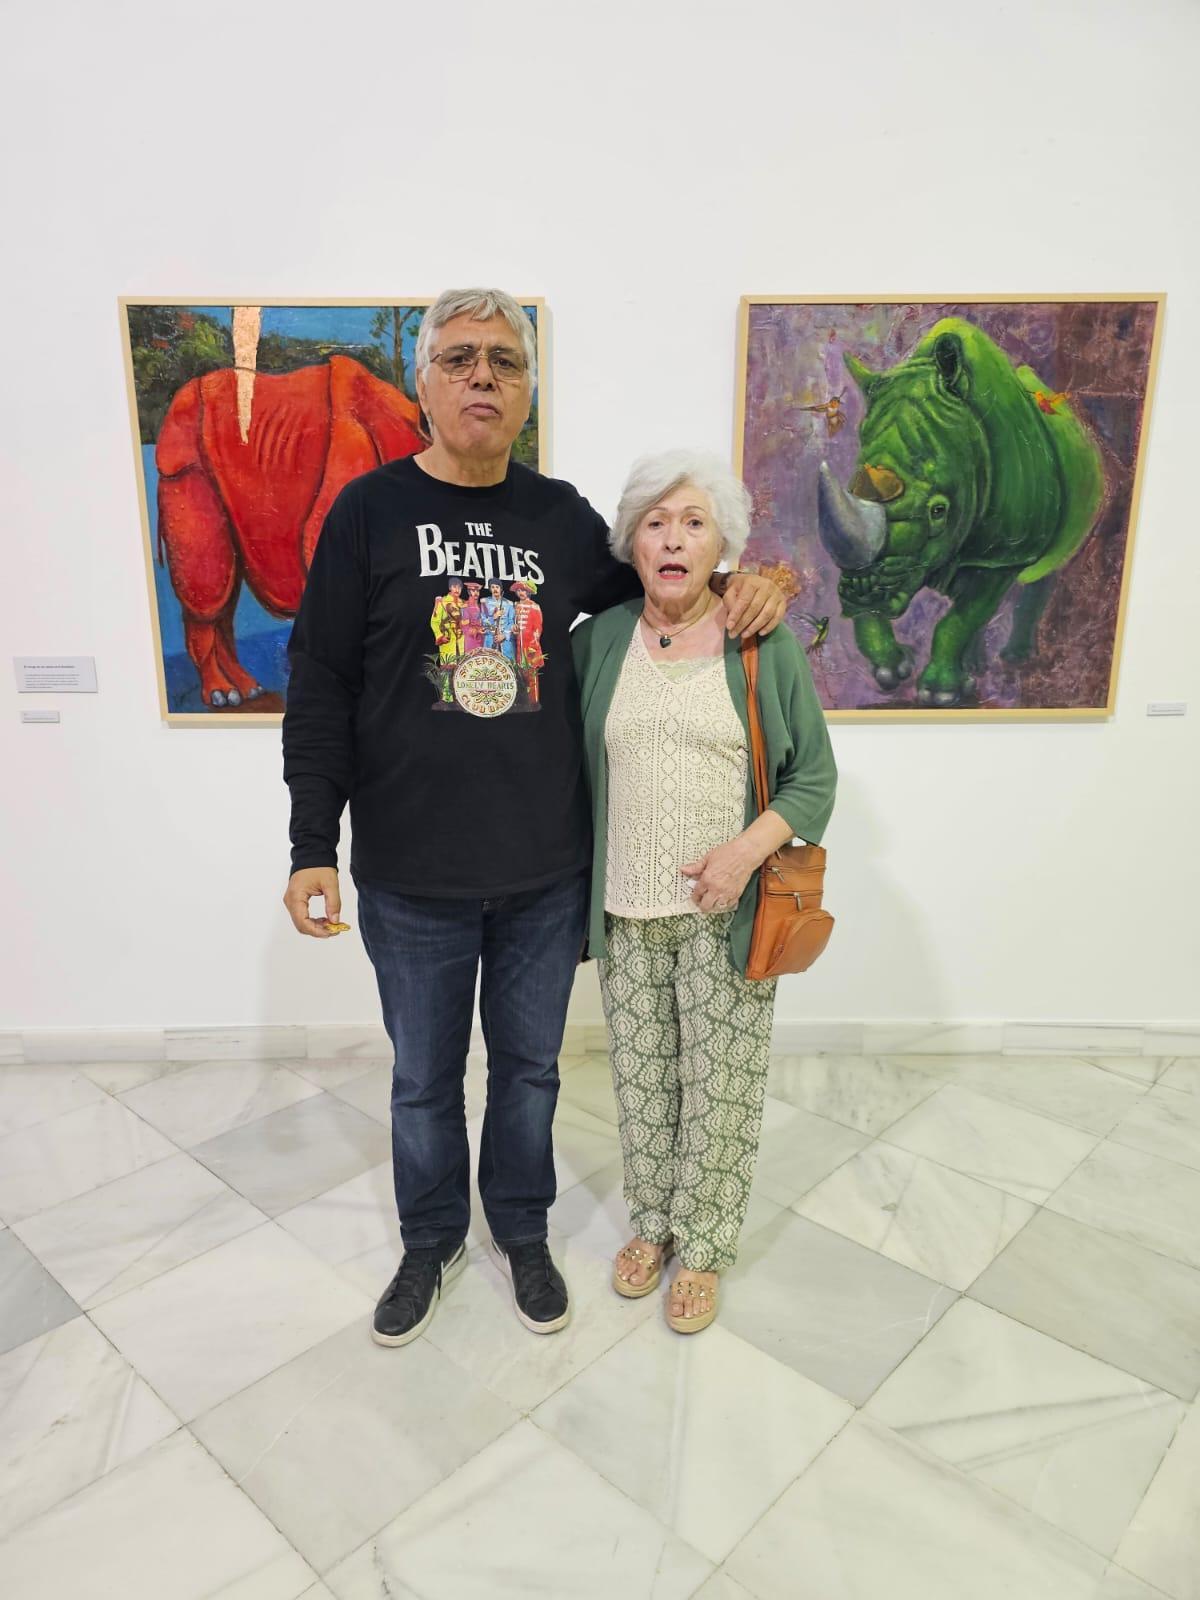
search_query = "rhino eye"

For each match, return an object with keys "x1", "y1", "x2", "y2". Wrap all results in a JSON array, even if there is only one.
[{"x1": 928, "y1": 496, "x2": 949, "y2": 523}]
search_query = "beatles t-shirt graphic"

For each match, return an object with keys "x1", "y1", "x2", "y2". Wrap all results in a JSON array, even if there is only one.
[{"x1": 421, "y1": 517, "x2": 546, "y2": 717}]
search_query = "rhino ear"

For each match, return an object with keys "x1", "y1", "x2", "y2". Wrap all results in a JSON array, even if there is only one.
[
  {"x1": 934, "y1": 332, "x2": 970, "y2": 399},
  {"x1": 844, "y1": 352, "x2": 880, "y2": 398}
]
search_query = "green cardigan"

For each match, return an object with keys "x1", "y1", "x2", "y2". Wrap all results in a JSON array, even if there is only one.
[{"x1": 571, "y1": 599, "x2": 837, "y2": 974}]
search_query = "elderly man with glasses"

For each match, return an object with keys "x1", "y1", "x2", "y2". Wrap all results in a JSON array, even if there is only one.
[{"x1": 282, "y1": 288, "x2": 786, "y2": 1349}]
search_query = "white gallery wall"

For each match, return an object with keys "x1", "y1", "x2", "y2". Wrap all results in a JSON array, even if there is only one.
[{"x1": 2, "y1": 0, "x2": 1197, "y2": 1038}]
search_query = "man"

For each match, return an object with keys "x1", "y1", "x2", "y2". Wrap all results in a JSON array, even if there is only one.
[
  {"x1": 282, "y1": 288, "x2": 784, "y2": 1350},
  {"x1": 429, "y1": 575, "x2": 465, "y2": 705},
  {"x1": 480, "y1": 577, "x2": 515, "y2": 659},
  {"x1": 511, "y1": 578, "x2": 544, "y2": 706}
]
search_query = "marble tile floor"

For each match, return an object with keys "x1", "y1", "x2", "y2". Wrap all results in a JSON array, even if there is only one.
[{"x1": 1, "y1": 1047, "x2": 1198, "y2": 1598}]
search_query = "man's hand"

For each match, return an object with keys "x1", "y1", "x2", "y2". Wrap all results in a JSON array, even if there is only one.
[
  {"x1": 720, "y1": 571, "x2": 787, "y2": 638},
  {"x1": 283, "y1": 867, "x2": 345, "y2": 938}
]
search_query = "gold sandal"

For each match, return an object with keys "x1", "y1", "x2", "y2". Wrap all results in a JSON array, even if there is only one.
[
  {"x1": 613, "y1": 1239, "x2": 674, "y2": 1299},
  {"x1": 667, "y1": 1271, "x2": 718, "y2": 1333}
]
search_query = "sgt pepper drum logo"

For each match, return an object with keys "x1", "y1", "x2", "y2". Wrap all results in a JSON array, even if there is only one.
[{"x1": 427, "y1": 575, "x2": 546, "y2": 716}]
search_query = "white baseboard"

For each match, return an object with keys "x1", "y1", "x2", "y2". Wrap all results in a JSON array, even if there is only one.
[{"x1": 6, "y1": 1018, "x2": 1199, "y2": 1065}]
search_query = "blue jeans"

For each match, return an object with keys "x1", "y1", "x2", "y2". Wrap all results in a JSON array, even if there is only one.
[{"x1": 356, "y1": 871, "x2": 588, "y2": 1252}]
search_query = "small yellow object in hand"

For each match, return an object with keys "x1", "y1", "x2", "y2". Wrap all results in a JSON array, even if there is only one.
[{"x1": 324, "y1": 921, "x2": 351, "y2": 934}]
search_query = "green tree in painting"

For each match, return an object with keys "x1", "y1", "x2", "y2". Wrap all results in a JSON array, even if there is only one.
[
  {"x1": 128, "y1": 307, "x2": 232, "y2": 443},
  {"x1": 370, "y1": 305, "x2": 423, "y2": 396}
]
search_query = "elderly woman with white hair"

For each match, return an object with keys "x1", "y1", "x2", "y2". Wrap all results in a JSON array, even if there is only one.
[{"x1": 571, "y1": 451, "x2": 837, "y2": 1333}]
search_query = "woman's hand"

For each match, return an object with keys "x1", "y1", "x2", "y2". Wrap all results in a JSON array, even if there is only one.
[{"x1": 680, "y1": 839, "x2": 758, "y2": 914}]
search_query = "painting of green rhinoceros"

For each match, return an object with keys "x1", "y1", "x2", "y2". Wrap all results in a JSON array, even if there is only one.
[{"x1": 736, "y1": 297, "x2": 1163, "y2": 717}]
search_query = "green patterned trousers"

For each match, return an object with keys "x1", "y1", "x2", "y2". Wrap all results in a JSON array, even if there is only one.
[{"x1": 597, "y1": 912, "x2": 777, "y2": 1272}]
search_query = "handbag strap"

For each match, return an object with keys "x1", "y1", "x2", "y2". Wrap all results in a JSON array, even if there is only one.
[{"x1": 740, "y1": 636, "x2": 771, "y2": 818}]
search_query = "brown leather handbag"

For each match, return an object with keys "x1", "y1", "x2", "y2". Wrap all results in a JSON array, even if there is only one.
[{"x1": 741, "y1": 636, "x2": 835, "y2": 980}]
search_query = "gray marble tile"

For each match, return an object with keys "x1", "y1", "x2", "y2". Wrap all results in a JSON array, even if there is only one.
[
  {"x1": 905, "y1": 1053, "x2": 1149, "y2": 1137},
  {"x1": 1047, "y1": 1138, "x2": 1200, "y2": 1270},
  {"x1": 77, "y1": 1059, "x2": 195, "y2": 1095},
  {"x1": 864, "y1": 1297, "x2": 1184, "y2": 1558},
  {"x1": 12, "y1": 1151, "x2": 264, "y2": 1307},
  {"x1": 751, "y1": 1096, "x2": 870, "y2": 1207},
  {"x1": 189, "y1": 1093, "x2": 391, "y2": 1217},
  {"x1": 0, "y1": 1230, "x2": 81, "y2": 1356},
  {"x1": 724, "y1": 1414, "x2": 1110, "y2": 1599},
  {"x1": 89, "y1": 1223, "x2": 372, "y2": 1420},
  {"x1": 21, "y1": 1029, "x2": 164, "y2": 1064},
  {"x1": 551, "y1": 1100, "x2": 621, "y2": 1190},
  {"x1": 971, "y1": 1209, "x2": 1200, "y2": 1401},
  {"x1": 766, "y1": 1052, "x2": 940, "y2": 1135},
  {"x1": 165, "y1": 1024, "x2": 307, "y2": 1061},
  {"x1": 1109, "y1": 1084, "x2": 1200, "y2": 1172},
  {"x1": 275, "y1": 1161, "x2": 398, "y2": 1271},
  {"x1": 795, "y1": 1140, "x2": 1036, "y2": 1290},
  {"x1": 0, "y1": 1314, "x2": 178, "y2": 1539},
  {"x1": 1161, "y1": 1058, "x2": 1200, "y2": 1094},
  {"x1": 0, "y1": 1428, "x2": 316, "y2": 1600},
  {"x1": 324, "y1": 1420, "x2": 711, "y2": 1598},
  {"x1": 120, "y1": 1057, "x2": 322, "y2": 1148},
  {"x1": 0, "y1": 1064, "x2": 106, "y2": 1137},
  {"x1": 1115, "y1": 1397, "x2": 1200, "y2": 1598},
  {"x1": 303, "y1": 1024, "x2": 390, "y2": 1061},
  {"x1": 882, "y1": 1083, "x2": 1098, "y2": 1204},
  {"x1": 534, "y1": 1317, "x2": 851, "y2": 1563},
  {"x1": 426, "y1": 1230, "x2": 658, "y2": 1411},
  {"x1": 1004, "y1": 1024, "x2": 1144, "y2": 1057},
  {"x1": 195, "y1": 1320, "x2": 516, "y2": 1574},
  {"x1": 718, "y1": 1210, "x2": 957, "y2": 1405},
  {"x1": 0, "y1": 1096, "x2": 177, "y2": 1223},
  {"x1": 555, "y1": 1054, "x2": 619, "y2": 1125},
  {"x1": 286, "y1": 1055, "x2": 391, "y2": 1090}
]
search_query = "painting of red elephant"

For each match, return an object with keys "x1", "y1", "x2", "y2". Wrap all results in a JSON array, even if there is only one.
[{"x1": 121, "y1": 300, "x2": 544, "y2": 722}]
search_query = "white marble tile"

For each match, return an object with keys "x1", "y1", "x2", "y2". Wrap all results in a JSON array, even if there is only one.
[
  {"x1": 0, "y1": 1097, "x2": 176, "y2": 1223},
  {"x1": 165, "y1": 1025, "x2": 307, "y2": 1061},
  {"x1": 766, "y1": 1053, "x2": 940, "y2": 1135},
  {"x1": 324, "y1": 1420, "x2": 711, "y2": 1599},
  {"x1": 0, "y1": 1063, "x2": 106, "y2": 1137},
  {"x1": 864, "y1": 1297, "x2": 1184, "y2": 1558},
  {"x1": 1003, "y1": 1023, "x2": 1144, "y2": 1057},
  {"x1": 0, "y1": 1230, "x2": 80, "y2": 1356},
  {"x1": 0, "y1": 1428, "x2": 316, "y2": 1600},
  {"x1": 1161, "y1": 1058, "x2": 1200, "y2": 1094},
  {"x1": 971, "y1": 1208, "x2": 1200, "y2": 1401},
  {"x1": 425, "y1": 1230, "x2": 657, "y2": 1411},
  {"x1": 719, "y1": 1210, "x2": 957, "y2": 1405},
  {"x1": 304, "y1": 1024, "x2": 390, "y2": 1061},
  {"x1": 552, "y1": 1099, "x2": 621, "y2": 1189},
  {"x1": 327, "y1": 1063, "x2": 394, "y2": 1125},
  {"x1": 796, "y1": 1140, "x2": 1036, "y2": 1290},
  {"x1": 534, "y1": 1317, "x2": 851, "y2": 1562},
  {"x1": 881, "y1": 1084, "x2": 1098, "y2": 1204},
  {"x1": 690, "y1": 1574, "x2": 759, "y2": 1600},
  {"x1": 297, "y1": 1587, "x2": 337, "y2": 1600},
  {"x1": 905, "y1": 1052, "x2": 1149, "y2": 1137},
  {"x1": 1116, "y1": 1397, "x2": 1200, "y2": 1598},
  {"x1": 1144, "y1": 1026, "x2": 1200, "y2": 1057},
  {"x1": 1109, "y1": 1084, "x2": 1200, "y2": 1172},
  {"x1": 77, "y1": 1058, "x2": 195, "y2": 1095},
  {"x1": 90, "y1": 1222, "x2": 372, "y2": 1420},
  {"x1": 1096, "y1": 1567, "x2": 1177, "y2": 1600},
  {"x1": 750, "y1": 1096, "x2": 870, "y2": 1207},
  {"x1": 771, "y1": 1020, "x2": 866, "y2": 1054},
  {"x1": 1093, "y1": 1056, "x2": 1174, "y2": 1088},
  {"x1": 189, "y1": 1092, "x2": 392, "y2": 1217},
  {"x1": 120, "y1": 1057, "x2": 321, "y2": 1148},
  {"x1": 276, "y1": 1161, "x2": 399, "y2": 1269},
  {"x1": 0, "y1": 1314, "x2": 179, "y2": 1539},
  {"x1": 12, "y1": 1151, "x2": 264, "y2": 1307},
  {"x1": 0, "y1": 1033, "x2": 23, "y2": 1064},
  {"x1": 194, "y1": 1320, "x2": 517, "y2": 1574},
  {"x1": 860, "y1": 1022, "x2": 1004, "y2": 1055},
  {"x1": 1047, "y1": 1139, "x2": 1200, "y2": 1270},
  {"x1": 555, "y1": 1054, "x2": 619, "y2": 1125},
  {"x1": 21, "y1": 1028, "x2": 164, "y2": 1064},
  {"x1": 724, "y1": 1414, "x2": 1110, "y2": 1600},
  {"x1": 286, "y1": 1055, "x2": 391, "y2": 1089}
]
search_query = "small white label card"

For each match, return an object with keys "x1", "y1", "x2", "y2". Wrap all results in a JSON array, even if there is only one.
[{"x1": 14, "y1": 656, "x2": 98, "y2": 693}]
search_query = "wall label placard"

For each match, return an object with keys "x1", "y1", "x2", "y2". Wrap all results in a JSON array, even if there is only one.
[{"x1": 14, "y1": 657, "x2": 98, "y2": 693}]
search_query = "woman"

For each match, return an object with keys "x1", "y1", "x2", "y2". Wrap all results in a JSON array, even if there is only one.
[{"x1": 572, "y1": 450, "x2": 836, "y2": 1333}]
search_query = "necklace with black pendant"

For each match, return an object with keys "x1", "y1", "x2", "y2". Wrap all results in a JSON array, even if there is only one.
[{"x1": 648, "y1": 596, "x2": 715, "y2": 649}]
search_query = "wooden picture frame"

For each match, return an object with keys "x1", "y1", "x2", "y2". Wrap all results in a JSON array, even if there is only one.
[
  {"x1": 734, "y1": 293, "x2": 1165, "y2": 721},
  {"x1": 120, "y1": 297, "x2": 548, "y2": 726}
]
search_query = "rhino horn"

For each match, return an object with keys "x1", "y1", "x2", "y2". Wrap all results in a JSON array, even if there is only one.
[{"x1": 818, "y1": 461, "x2": 887, "y2": 570}]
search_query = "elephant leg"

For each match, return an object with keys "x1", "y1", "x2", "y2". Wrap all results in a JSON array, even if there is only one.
[
  {"x1": 213, "y1": 608, "x2": 263, "y2": 704},
  {"x1": 159, "y1": 468, "x2": 248, "y2": 709},
  {"x1": 853, "y1": 612, "x2": 915, "y2": 692},
  {"x1": 1002, "y1": 575, "x2": 1055, "y2": 663},
  {"x1": 918, "y1": 569, "x2": 1016, "y2": 707}
]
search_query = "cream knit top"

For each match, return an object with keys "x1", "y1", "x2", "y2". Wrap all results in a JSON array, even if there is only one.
[{"x1": 604, "y1": 623, "x2": 749, "y2": 919}]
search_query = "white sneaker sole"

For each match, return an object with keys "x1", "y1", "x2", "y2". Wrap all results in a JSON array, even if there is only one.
[
  {"x1": 371, "y1": 1243, "x2": 467, "y2": 1348},
  {"x1": 489, "y1": 1238, "x2": 570, "y2": 1335}
]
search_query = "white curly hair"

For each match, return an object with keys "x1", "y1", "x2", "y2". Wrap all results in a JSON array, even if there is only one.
[{"x1": 610, "y1": 449, "x2": 751, "y2": 566}]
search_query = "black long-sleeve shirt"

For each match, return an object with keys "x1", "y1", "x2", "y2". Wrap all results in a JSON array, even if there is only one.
[{"x1": 282, "y1": 454, "x2": 640, "y2": 898}]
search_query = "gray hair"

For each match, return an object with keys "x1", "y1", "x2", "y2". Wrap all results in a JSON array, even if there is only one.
[
  {"x1": 414, "y1": 288, "x2": 537, "y2": 386},
  {"x1": 610, "y1": 449, "x2": 752, "y2": 565}
]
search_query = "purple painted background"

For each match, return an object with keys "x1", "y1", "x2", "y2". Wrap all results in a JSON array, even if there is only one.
[{"x1": 739, "y1": 300, "x2": 1158, "y2": 713}]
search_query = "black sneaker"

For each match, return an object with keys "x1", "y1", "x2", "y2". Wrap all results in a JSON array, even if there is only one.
[
  {"x1": 489, "y1": 1239, "x2": 570, "y2": 1334},
  {"x1": 372, "y1": 1241, "x2": 466, "y2": 1347}
]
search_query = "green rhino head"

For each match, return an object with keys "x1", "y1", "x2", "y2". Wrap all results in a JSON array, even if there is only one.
[{"x1": 818, "y1": 332, "x2": 989, "y2": 617}]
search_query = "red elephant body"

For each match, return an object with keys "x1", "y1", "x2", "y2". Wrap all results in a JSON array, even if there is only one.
[{"x1": 155, "y1": 355, "x2": 424, "y2": 707}]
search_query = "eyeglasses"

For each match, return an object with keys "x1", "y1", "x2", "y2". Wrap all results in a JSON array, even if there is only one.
[{"x1": 428, "y1": 343, "x2": 529, "y2": 383}]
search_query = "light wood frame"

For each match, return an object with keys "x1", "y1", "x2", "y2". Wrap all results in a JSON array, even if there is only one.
[
  {"x1": 733, "y1": 293, "x2": 1166, "y2": 723},
  {"x1": 119, "y1": 296, "x2": 549, "y2": 727}
]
